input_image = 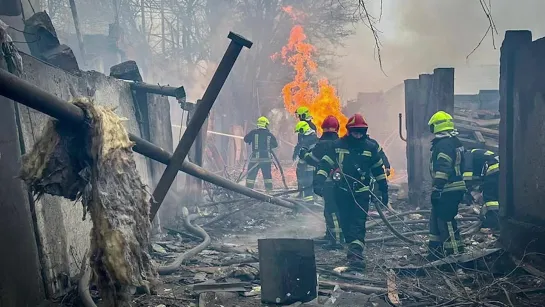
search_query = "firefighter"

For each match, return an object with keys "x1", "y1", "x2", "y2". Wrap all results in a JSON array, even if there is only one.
[
  {"x1": 368, "y1": 136, "x2": 392, "y2": 177},
  {"x1": 295, "y1": 106, "x2": 317, "y2": 132},
  {"x1": 462, "y1": 148, "x2": 500, "y2": 230},
  {"x1": 313, "y1": 114, "x2": 388, "y2": 268},
  {"x1": 367, "y1": 137, "x2": 392, "y2": 207},
  {"x1": 299, "y1": 115, "x2": 344, "y2": 248},
  {"x1": 293, "y1": 121, "x2": 319, "y2": 203},
  {"x1": 427, "y1": 111, "x2": 467, "y2": 260},
  {"x1": 244, "y1": 116, "x2": 278, "y2": 191}
]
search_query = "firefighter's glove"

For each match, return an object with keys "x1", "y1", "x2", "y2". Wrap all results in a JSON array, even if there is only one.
[
  {"x1": 314, "y1": 186, "x2": 324, "y2": 197},
  {"x1": 298, "y1": 147, "x2": 309, "y2": 160},
  {"x1": 385, "y1": 168, "x2": 391, "y2": 177},
  {"x1": 463, "y1": 192, "x2": 474, "y2": 206},
  {"x1": 479, "y1": 205, "x2": 487, "y2": 221},
  {"x1": 431, "y1": 189, "x2": 442, "y2": 206},
  {"x1": 380, "y1": 192, "x2": 389, "y2": 206}
]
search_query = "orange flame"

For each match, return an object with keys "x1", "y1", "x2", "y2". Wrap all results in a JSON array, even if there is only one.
[{"x1": 272, "y1": 7, "x2": 348, "y2": 136}]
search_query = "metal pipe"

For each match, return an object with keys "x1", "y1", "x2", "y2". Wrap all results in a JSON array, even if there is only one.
[
  {"x1": 398, "y1": 113, "x2": 407, "y2": 142},
  {"x1": 130, "y1": 82, "x2": 186, "y2": 101},
  {"x1": 69, "y1": 0, "x2": 87, "y2": 65},
  {"x1": 150, "y1": 32, "x2": 253, "y2": 220},
  {"x1": 0, "y1": 69, "x2": 297, "y2": 211}
]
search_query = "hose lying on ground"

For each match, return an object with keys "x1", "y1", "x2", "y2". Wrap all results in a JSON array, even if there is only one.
[
  {"x1": 366, "y1": 220, "x2": 481, "y2": 244},
  {"x1": 201, "y1": 202, "x2": 260, "y2": 227},
  {"x1": 387, "y1": 217, "x2": 479, "y2": 227},
  {"x1": 78, "y1": 251, "x2": 97, "y2": 307},
  {"x1": 372, "y1": 197, "x2": 421, "y2": 245},
  {"x1": 158, "y1": 207, "x2": 211, "y2": 275},
  {"x1": 366, "y1": 210, "x2": 432, "y2": 230}
]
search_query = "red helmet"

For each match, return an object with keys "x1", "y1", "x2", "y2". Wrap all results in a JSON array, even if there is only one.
[
  {"x1": 321, "y1": 115, "x2": 340, "y2": 131},
  {"x1": 346, "y1": 113, "x2": 368, "y2": 129}
]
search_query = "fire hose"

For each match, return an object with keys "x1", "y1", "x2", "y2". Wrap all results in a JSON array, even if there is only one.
[
  {"x1": 270, "y1": 150, "x2": 289, "y2": 190},
  {"x1": 78, "y1": 250, "x2": 97, "y2": 307},
  {"x1": 158, "y1": 207, "x2": 211, "y2": 275},
  {"x1": 235, "y1": 151, "x2": 288, "y2": 190},
  {"x1": 371, "y1": 194, "x2": 421, "y2": 245}
]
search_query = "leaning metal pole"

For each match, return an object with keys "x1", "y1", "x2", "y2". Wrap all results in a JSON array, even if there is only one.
[
  {"x1": 150, "y1": 32, "x2": 253, "y2": 220},
  {"x1": 0, "y1": 69, "x2": 296, "y2": 211}
]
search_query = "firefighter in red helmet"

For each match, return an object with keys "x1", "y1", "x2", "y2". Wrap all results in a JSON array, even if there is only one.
[
  {"x1": 314, "y1": 114, "x2": 389, "y2": 269},
  {"x1": 299, "y1": 115, "x2": 344, "y2": 249}
]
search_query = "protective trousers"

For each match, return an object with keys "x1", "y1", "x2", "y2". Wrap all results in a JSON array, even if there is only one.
[
  {"x1": 296, "y1": 161, "x2": 315, "y2": 203},
  {"x1": 428, "y1": 191, "x2": 464, "y2": 259},
  {"x1": 246, "y1": 161, "x2": 273, "y2": 191},
  {"x1": 481, "y1": 172, "x2": 499, "y2": 229},
  {"x1": 334, "y1": 188, "x2": 369, "y2": 265},
  {"x1": 322, "y1": 180, "x2": 344, "y2": 244}
]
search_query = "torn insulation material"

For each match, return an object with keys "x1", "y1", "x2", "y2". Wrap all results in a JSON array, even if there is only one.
[{"x1": 21, "y1": 97, "x2": 157, "y2": 306}]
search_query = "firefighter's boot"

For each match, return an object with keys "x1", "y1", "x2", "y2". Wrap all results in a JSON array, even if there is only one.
[
  {"x1": 322, "y1": 238, "x2": 343, "y2": 250},
  {"x1": 482, "y1": 209, "x2": 500, "y2": 231},
  {"x1": 347, "y1": 241, "x2": 365, "y2": 270},
  {"x1": 425, "y1": 241, "x2": 445, "y2": 262}
]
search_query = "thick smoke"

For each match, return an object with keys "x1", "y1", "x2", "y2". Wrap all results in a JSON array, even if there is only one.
[
  {"x1": 330, "y1": 0, "x2": 545, "y2": 173},
  {"x1": 337, "y1": 0, "x2": 545, "y2": 96}
]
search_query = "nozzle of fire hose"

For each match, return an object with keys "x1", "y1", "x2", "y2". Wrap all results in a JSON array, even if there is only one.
[{"x1": 331, "y1": 168, "x2": 342, "y2": 181}]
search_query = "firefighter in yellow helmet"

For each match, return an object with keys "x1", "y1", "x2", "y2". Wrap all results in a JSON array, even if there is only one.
[
  {"x1": 243, "y1": 116, "x2": 278, "y2": 191},
  {"x1": 427, "y1": 111, "x2": 467, "y2": 260},
  {"x1": 462, "y1": 148, "x2": 500, "y2": 230},
  {"x1": 295, "y1": 106, "x2": 317, "y2": 132},
  {"x1": 293, "y1": 120, "x2": 318, "y2": 203}
]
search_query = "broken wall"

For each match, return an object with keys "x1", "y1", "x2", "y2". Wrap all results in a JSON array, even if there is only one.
[
  {"x1": 499, "y1": 30, "x2": 545, "y2": 266},
  {"x1": 404, "y1": 68, "x2": 455, "y2": 208},
  {"x1": 11, "y1": 53, "x2": 172, "y2": 298}
]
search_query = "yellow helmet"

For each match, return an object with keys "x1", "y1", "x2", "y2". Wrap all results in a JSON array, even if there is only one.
[
  {"x1": 428, "y1": 111, "x2": 455, "y2": 134},
  {"x1": 294, "y1": 121, "x2": 311, "y2": 134},
  {"x1": 257, "y1": 116, "x2": 270, "y2": 128},
  {"x1": 295, "y1": 106, "x2": 311, "y2": 120}
]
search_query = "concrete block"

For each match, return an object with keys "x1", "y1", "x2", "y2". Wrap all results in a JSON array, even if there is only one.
[
  {"x1": 110, "y1": 60, "x2": 142, "y2": 82},
  {"x1": 23, "y1": 12, "x2": 59, "y2": 57},
  {"x1": 42, "y1": 44, "x2": 80, "y2": 73}
]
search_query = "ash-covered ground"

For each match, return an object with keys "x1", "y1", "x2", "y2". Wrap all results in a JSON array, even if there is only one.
[{"x1": 124, "y1": 189, "x2": 545, "y2": 307}]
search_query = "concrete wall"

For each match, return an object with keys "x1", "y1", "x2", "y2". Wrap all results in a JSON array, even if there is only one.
[
  {"x1": 0, "y1": 97, "x2": 45, "y2": 306},
  {"x1": 8, "y1": 53, "x2": 173, "y2": 298},
  {"x1": 404, "y1": 68, "x2": 455, "y2": 208},
  {"x1": 499, "y1": 30, "x2": 545, "y2": 267}
]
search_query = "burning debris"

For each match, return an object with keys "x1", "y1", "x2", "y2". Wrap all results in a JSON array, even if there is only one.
[{"x1": 20, "y1": 97, "x2": 157, "y2": 306}]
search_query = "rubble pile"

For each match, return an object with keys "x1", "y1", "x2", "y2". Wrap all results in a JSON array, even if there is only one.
[
  {"x1": 129, "y1": 196, "x2": 545, "y2": 307},
  {"x1": 21, "y1": 98, "x2": 157, "y2": 306}
]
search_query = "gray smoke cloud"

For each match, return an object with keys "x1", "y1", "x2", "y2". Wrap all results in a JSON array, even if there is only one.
[
  {"x1": 334, "y1": 0, "x2": 545, "y2": 97},
  {"x1": 328, "y1": 0, "x2": 545, "y2": 173}
]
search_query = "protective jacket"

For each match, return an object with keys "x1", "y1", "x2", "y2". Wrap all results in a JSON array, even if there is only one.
[
  {"x1": 462, "y1": 149, "x2": 499, "y2": 181},
  {"x1": 297, "y1": 120, "x2": 317, "y2": 144},
  {"x1": 367, "y1": 137, "x2": 391, "y2": 169},
  {"x1": 302, "y1": 131, "x2": 338, "y2": 167},
  {"x1": 429, "y1": 132, "x2": 466, "y2": 193},
  {"x1": 244, "y1": 128, "x2": 278, "y2": 162},
  {"x1": 315, "y1": 135, "x2": 388, "y2": 194},
  {"x1": 293, "y1": 130, "x2": 318, "y2": 161}
]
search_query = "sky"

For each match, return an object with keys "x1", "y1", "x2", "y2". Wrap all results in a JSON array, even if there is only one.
[{"x1": 332, "y1": 0, "x2": 545, "y2": 99}]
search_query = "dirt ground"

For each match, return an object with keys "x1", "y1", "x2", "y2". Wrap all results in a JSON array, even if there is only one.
[
  {"x1": 50, "y1": 189, "x2": 545, "y2": 307},
  {"x1": 126, "y1": 193, "x2": 545, "y2": 307}
]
